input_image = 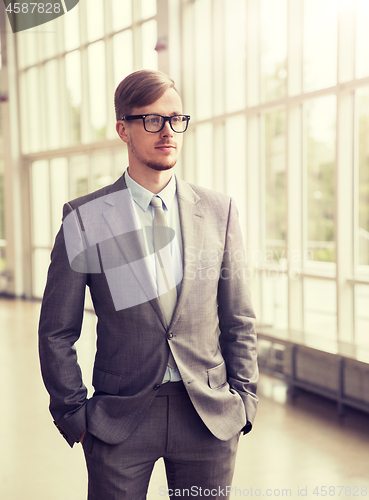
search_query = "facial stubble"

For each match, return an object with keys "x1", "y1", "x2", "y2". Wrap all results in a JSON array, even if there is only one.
[{"x1": 128, "y1": 137, "x2": 178, "y2": 172}]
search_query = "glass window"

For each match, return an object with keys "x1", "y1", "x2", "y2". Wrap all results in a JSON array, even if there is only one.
[
  {"x1": 305, "y1": 96, "x2": 336, "y2": 264},
  {"x1": 32, "y1": 160, "x2": 51, "y2": 248},
  {"x1": 33, "y1": 248, "x2": 52, "y2": 299},
  {"x1": 260, "y1": 0, "x2": 287, "y2": 102},
  {"x1": 113, "y1": 31, "x2": 134, "y2": 88},
  {"x1": 303, "y1": 0, "x2": 338, "y2": 92},
  {"x1": 355, "y1": 285, "x2": 369, "y2": 347},
  {"x1": 39, "y1": 23, "x2": 58, "y2": 60},
  {"x1": 88, "y1": 41, "x2": 107, "y2": 141},
  {"x1": 356, "y1": 87, "x2": 369, "y2": 271},
  {"x1": 141, "y1": 20, "x2": 158, "y2": 70},
  {"x1": 224, "y1": 0, "x2": 247, "y2": 112},
  {"x1": 0, "y1": 79, "x2": 2, "y2": 152},
  {"x1": 19, "y1": 72, "x2": 29, "y2": 153},
  {"x1": 65, "y1": 50, "x2": 82, "y2": 144},
  {"x1": 194, "y1": 0, "x2": 212, "y2": 120},
  {"x1": 17, "y1": 29, "x2": 38, "y2": 68},
  {"x1": 25, "y1": 67, "x2": 43, "y2": 153},
  {"x1": 264, "y1": 109, "x2": 286, "y2": 262},
  {"x1": 64, "y1": 4, "x2": 80, "y2": 52},
  {"x1": 225, "y1": 115, "x2": 247, "y2": 222},
  {"x1": 17, "y1": 34, "x2": 26, "y2": 69},
  {"x1": 141, "y1": 0, "x2": 156, "y2": 19},
  {"x1": 86, "y1": 0, "x2": 104, "y2": 42},
  {"x1": 111, "y1": 0, "x2": 132, "y2": 31},
  {"x1": 304, "y1": 278, "x2": 337, "y2": 338},
  {"x1": 262, "y1": 272, "x2": 288, "y2": 329},
  {"x1": 50, "y1": 158, "x2": 69, "y2": 240},
  {"x1": 114, "y1": 147, "x2": 128, "y2": 179},
  {"x1": 91, "y1": 151, "x2": 113, "y2": 191},
  {"x1": 0, "y1": 159, "x2": 5, "y2": 272},
  {"x1": 44, "y1": 59, "x2": 61, "y2": 150},
  {"x1": 356, "y1": 0, "x2": 369, "y2": 79},
  {"x1": 70, "y1": 155, "x2": 89, "y2": 199},
  {"x1": 195, "y1": 123, "x2": 213, "y2": 189}
]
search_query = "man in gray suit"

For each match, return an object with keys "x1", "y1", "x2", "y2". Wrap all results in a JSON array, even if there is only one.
[{"x1": 39, "y1": 69, "x2": 258, "y2": 499}]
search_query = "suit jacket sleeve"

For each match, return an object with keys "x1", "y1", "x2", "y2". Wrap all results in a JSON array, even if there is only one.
[
  {"x1": 38, "y1": 202, "x2": 89, "y2": 447},
  {"x1": 217, "y1": 197, "x2": 258, "y2": 427}
]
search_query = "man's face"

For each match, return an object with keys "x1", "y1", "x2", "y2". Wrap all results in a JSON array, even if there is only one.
[{"x1": 117, "y1": 88, "x2": 184, "y2": 172}]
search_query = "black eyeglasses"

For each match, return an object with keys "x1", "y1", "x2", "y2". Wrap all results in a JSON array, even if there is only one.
[{"x1": 121, "y1": 114, "x2": 191, "y2": 133}]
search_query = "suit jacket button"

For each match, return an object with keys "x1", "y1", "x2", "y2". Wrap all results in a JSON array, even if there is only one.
[
  {"x1": 167, "y1": 332, "x2": 173, "y2": 339},
  {"x1": 154, "y1": 384, "x2": 161, "y2": 390}
]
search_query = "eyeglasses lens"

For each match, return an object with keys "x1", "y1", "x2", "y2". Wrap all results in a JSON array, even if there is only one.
[{"x1": 144, "y1": 115, "x2": 188, "y2": 133}]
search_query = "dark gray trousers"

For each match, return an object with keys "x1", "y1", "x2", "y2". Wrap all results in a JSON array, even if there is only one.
[{"x1": 83, "y1": 382, "x2": 240, "y2": 499}]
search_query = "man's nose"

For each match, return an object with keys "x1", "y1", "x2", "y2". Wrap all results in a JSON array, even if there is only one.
[{"x1": 160, "y1": 120, "x2": 174, "y2": 137}]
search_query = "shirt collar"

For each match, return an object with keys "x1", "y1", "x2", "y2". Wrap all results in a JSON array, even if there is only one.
[{"x1": 124, "y1": 168, "x2": 176, "y2": 212}]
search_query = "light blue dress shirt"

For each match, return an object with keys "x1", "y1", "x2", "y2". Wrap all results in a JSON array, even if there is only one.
[{"x1": 124, "y1": 168, "x2": 183, "y2": 382}]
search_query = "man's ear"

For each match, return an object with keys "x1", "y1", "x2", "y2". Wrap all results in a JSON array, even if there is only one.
[{"x1": 116, "y1": 121, "x2": 129, "y2": 144}]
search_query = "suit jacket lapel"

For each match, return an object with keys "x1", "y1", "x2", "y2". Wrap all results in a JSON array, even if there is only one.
[
  {"x1": 101, "y1": 176, "x2": 166, "y2": 326},
  {"x1": 169, "y1": 177, "x2": 204, "y2": 330},
  {"x1": 100, "y1": 174, "x2": 203, "y2": 330}
]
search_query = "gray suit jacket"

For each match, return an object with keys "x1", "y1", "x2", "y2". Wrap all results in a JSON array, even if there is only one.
[{"x1": 38, "y1": 174, "x2": 258, "y2": 447}]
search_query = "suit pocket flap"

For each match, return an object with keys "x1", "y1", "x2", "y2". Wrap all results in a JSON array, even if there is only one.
[
  {"x1": 92, "y1": 368, "x2": 121, "y2": 395},
  {"x1": 207, "y1": 361, "x2": 227, "y2": 389}
]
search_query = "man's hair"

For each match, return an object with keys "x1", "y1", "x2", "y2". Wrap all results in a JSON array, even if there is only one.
[{"x1": 114, "y1": 70, "x2": 178, "y2": 121}]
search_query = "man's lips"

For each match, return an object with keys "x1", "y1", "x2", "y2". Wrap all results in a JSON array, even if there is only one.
[{"x1": 155, "y1": 144, "x2": 176, "y2": 150}]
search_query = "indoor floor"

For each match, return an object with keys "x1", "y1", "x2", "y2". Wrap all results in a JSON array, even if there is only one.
[{"x1": 1, "y1": 298, "x2": 368, "y2": 500}]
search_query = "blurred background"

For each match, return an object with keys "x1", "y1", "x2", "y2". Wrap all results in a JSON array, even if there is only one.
[{"x1": 0, "y1": 0, "x2": 368, "y2": 499}]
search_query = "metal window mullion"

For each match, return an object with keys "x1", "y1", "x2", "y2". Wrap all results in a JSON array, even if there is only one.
[
  {"x1": 210, "y1": 0, "x2": 221, "y2": 192},
  {"x1": 287, "y1": 103, "x2": 303, "y2": 332},
  {"x1": 259, "y1": 112, "x2": 268, "y2": 323},
  {"x1": 104, "y1": 0, "x2": 116, "y2": 144},
  {"x1": 287, "y1": 0, "x2": 303, "y2": 331},
  {"x1": 180, "y1": 0, "x2": 194, "y2": 114},
  {"x1": 132, "y1": 0, "x2": 142, "y2": 70},
  {"x1": 338, "y1": 0, "x2": 355, "y2": 84},
  {"x1": 181, "y1": 0, "x2": 195, "y2": 182},
  {"x1": 245, "y1": 0, "x2": 262, "y2": 319},
  {"x1": 156, "y1": 0, "x2": 169, "y2": 75},
  {"x1": 246, "y1": 113, "x2": 261, "y2": 319},
  {"x1": 80, "y1": 46, "x2": 91, "y2": 145},
  {"x1": 38, "y1": 62, "x2": 47, "y2": 152},
  {"x1": 22, "y1": 139, "x2": 123, "y2": 162},
  {"x1": 29, "y1": 160, "x2": 36, "y2": 297},
  {"x1": 301, "y1": 97, "x2": 308, "y2": 332},
  {"x1": 88, "y1": 152, "x2": 92, "y2": 194},
  {"x1": 287, "y1": 0, "x2": 303, "y2": 97},
  {"x1": 48, "y1": 159, "x2": 53, "y2": 254},
  {"x1": 79, "y1": 1, "x2": 91, "y2": 145},
  {"x1": 352, "y1": 90, "x2": 360, "y2": 273},
  {"x1": 246, "y1": 0, "x2": 260, "y2": 107},
  {"x1": 59, "y1": 53, "x2": 68, "y2": 147},
  {"x1": 212, "y1": 0, "x2": 224, "y2": 118},
  {"x1": 3, "y1": 25, "x2": 27, "y2": 296},
  {"x1": 105, "y1": 35, "x2": 116, "y2": 140},
  {"x1": 167, "y1": 0, "x2": 182, "y2": 90},
  {"x1": 104, "y1": 0, "x2": 115, "y2": 140},
  {"x1": 213, "y1": 121, "x2": 225, "y2": 194},
  {"x1": 352, "y1": 87, "x2": 360, "y2": 342},
  {"x1": 336, "y1": 89, "x2": 355, "y2": 343}
]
